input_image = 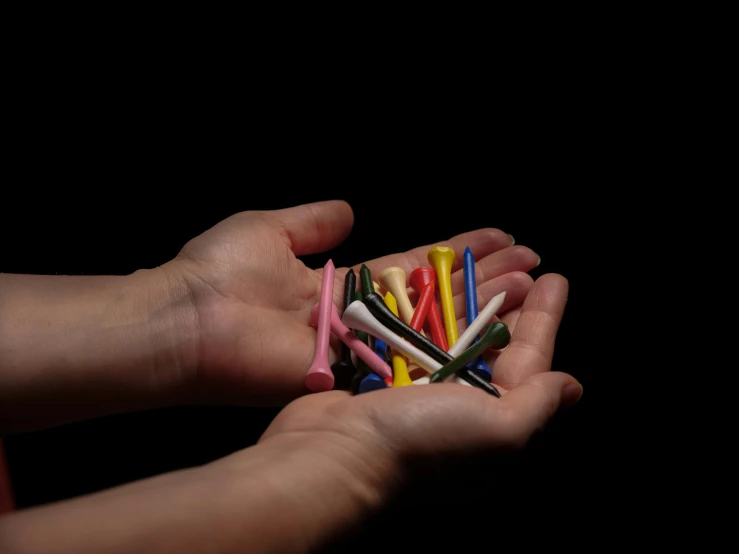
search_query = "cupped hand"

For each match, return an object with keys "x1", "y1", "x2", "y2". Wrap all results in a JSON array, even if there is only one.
[
  {"x1": 258, "y1": 272, "x2": 581, "y2": 466},
  {"x1": 166, "y1": 200, "x2": 540, "y2": 405}
]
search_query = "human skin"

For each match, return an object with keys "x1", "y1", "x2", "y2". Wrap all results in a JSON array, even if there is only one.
[
  {"x1": 0, "y1": 200, "x2": 581, "y2": 553},
  {"x1": 0, "y1": 200, "x2": 541, "y2": 434},
  {"x1": 0, "y1": 270, "x2": 580, "y2": 554}
]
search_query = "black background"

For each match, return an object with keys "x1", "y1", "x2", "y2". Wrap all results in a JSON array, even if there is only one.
[{"x1": 0, "y1": 59, "x2": 619, "y2": 550}]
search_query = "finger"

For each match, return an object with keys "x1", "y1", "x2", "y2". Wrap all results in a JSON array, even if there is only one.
[
  {"x1": 491, "y1": 273, "x2": 569, "y2": 389},
  {"x1": 329, "y1": 268, "x2": 530, "y2": 341},
  {"x1": 451, "y1": 271, "x2": 533, "y2": 326},
  {"x1": 498, "y1": 308, "x2": 522, "y2": 332},
  {"x1": 325, "y1": 272, "x2": 532, "y2": 361},
  {"x1": 448, "y1": 245, "x2": 540, "y2": 297},
  {"x1": 403, "y1": 248, "x2": 539, "y2": 305},
  {"x1": 354, "y1": 228, "x2": 514, "y2": 279},
  {"x1": 356, "y1": 272, "x2": 530, "y2": 364},
  {"x1": 481, "y1": 308, "x2": 523, "y2": 377},
  {"x1": 444, "y1": 272, "x2": 533, "y2": 372},
  {"x1": 492, "y1": 371, "x2": 582, "y2": 448},
  {"x1": 268, "y1": 200, "x2": 354, "y2": 256}
]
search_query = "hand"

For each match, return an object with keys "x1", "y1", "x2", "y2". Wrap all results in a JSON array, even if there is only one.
[
  {"x1": 258, "y1": 272, "x2": 581, "y2": 458},
  {"x1": 167, "y1": 200, "x2": 541, "y2": 405},
  {"x1": 0, "y1": 199, "x2": 540, "y2": 433},
  {"x1": 0, "y1": 274, "x2": 581, "y2": 554}
]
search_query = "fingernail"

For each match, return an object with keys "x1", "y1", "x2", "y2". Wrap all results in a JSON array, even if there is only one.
[
  {"x1": 506, "y1": 234, "x2": 515, "y2": 245},
  {"x1": 562, "y1": 383, "x2": 583, "y2": 407},
  {"x1": 535, "y1": 255, "x2": 541, "y2": 267}
]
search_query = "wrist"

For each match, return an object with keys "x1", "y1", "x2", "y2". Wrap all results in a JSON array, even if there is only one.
[
  {"x1": 126, "y1": 263, "x2": 201, "y2": 401},
  {"x1": 0, "y1": 430, "x2": 399, "y2": 554},
  {"x1": 200, "y1": 430, "x2": 400, "y2": 552},
  {"x1": 0, "y1": 267, "x2": 200, "y2": 433}
]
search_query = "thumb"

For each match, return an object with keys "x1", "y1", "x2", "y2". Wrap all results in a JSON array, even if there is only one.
[
  {"x1": 497, "y1": 371, "x2": 583, "y2": 447},
  {"x1": 269, "y1": 200, "x2": 354, "y2": 256}
]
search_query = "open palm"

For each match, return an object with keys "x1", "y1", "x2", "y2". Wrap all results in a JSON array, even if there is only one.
[
  {"x1": 258, "y1": 271, "x2": 580, "y2": 466},
  {"x1": 169, "y1": 200, "x2": 541, "y2": 405}
]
